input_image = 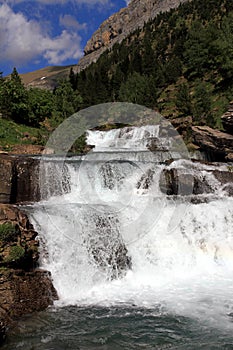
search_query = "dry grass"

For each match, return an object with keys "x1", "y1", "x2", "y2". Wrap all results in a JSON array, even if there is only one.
[{"x1": 20, "y1": 65, "x2": 76, "y2": 89}]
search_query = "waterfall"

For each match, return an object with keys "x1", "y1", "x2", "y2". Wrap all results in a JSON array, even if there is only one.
[
  {"x1": 28, "y1": 125, "x2": 233, "y2": 327},
  {"x1": 86, "y1": 125, "x2": 160, "y2": 151}
]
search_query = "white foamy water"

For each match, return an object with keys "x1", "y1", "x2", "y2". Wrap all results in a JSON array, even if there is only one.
[
  {"x1": 28, "y1": 125, "x2": 233, "y2": 331},
  {"x1": 87, "y1": 125, "x2": 163, "y2": 152}
]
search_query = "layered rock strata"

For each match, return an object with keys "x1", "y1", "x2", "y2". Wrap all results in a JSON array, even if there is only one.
[
  {"x1": 191, "y1": 126, "x2": 233, "y2": 162},
  {"x1": 0, "y1": 155, "x2": 40, "y2": 204}
]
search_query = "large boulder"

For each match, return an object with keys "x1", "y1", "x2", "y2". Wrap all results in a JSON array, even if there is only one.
[
  {"x1": 191, "y1": 126, "x2": 233, "y2": 161},
  {"x1": 160, "y1": 161, "x2": 233, "y2": 196},
  {"x1": 0, "y1": 155, "x2": 40, "y2": 204}
]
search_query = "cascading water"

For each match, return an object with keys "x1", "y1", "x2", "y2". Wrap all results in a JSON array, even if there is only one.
[{"x1": 7, "y1": 124, "x2": 233, "y2": 350}]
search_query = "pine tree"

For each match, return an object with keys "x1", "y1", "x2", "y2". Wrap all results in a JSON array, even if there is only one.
[
  {"x1": 9, "y1": 68, "x2": 29, "y2": 123},
  {"x1": 175, "y1": 83, "x2": 192, "y2": 116},
  {"x1": 69, "y1": 67, "x2": 77, "y2": 90},
  {"x1": 193, "y1": 81, "x2": 212, "y2": 125}
]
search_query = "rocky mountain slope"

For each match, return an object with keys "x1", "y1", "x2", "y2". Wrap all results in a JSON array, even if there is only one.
[
  {"x1": 77, "y1": 0, "x2": 189, "y2": 71},
  {"x1": 20, "y1": 65, "x2": 75, "y2": 90},
  {"x1": 21, "y1": 0, "x2": 189, "y2": 87}
]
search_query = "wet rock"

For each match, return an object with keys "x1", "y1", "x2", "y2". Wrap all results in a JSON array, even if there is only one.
[
  {"x1": 0, "y1": 155, "x2": 40, "y2": 204},
  {"x1": 0, "y1": 270, "x2": 57, "y2": 319},
  {"x1": 85, "y1": 213, "x2": 131, "y2": 280},
  {"x1": 146, "y1": 138, "x2": 160, "y2": 152},
  {"x1": 136, "y1": 169, "x2": 155, "y2": 189},
  {"x1": 0, "y1": 154, "x2": 71, "y2": 204},
  {"x1": 160, "y1": 169, "x2": 194, "y2": 195},
  {"x1": 0, "y1": 204, "x2": 58, "y2": 345},
  {"x1": 159, "y1": 162, "x2": 233, "y2": 196},
  {"x1": 12, "y1": 157, "x2": 40, "y2": 203}
]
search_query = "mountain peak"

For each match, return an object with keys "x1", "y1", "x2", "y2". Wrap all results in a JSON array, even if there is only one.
[{"x1": 77, "y1": 0, "x2": 189, "y2": 71}]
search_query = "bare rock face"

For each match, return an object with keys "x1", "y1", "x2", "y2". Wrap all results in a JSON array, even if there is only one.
[
  {"x1": 77, "y1": 0, "x2": 189, "y2": 71},
  {"x1": 0, "y1": 155, "x2": 40, "y2": 204},
  {"x1": 0, "y1": 270, "x2": 57, "y2": 323},
  {"x1": 191, "y1": 126, "x2": 233, "y2": 162},
  {"x1": 221, "y1": 101, "x2": 233, "y2": 135},
  {"x1": 0, "y1": 204, "x2": 57, "y2": 345}
]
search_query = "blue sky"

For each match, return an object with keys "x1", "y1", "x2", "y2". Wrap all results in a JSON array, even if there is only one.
[{"x1": 0, "y1": 0, "x2": 129, "y2": 76}]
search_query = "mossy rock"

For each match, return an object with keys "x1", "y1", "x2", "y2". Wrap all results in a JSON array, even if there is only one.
[{"x1": 5, "y1": 245, "x2": 25, "y2": 262}]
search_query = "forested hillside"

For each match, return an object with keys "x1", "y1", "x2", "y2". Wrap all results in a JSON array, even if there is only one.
[
  {"x1": 1, "y1": 0, "x2": 233, "y2": 151},
  {"x1": 73, "y1": 0, "x2": 233, "y2": 129},
  {"x1": 0, "y1": 68, "x2": 83, "y2": 151}
]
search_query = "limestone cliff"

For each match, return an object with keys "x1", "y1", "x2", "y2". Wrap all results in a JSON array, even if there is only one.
[{"x1": 77, "y1": 0, "x2": 189, "y2": 71}]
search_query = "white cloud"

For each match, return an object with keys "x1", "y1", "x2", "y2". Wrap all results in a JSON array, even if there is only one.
[
  {"x1": 0, "y1": 4, "x2": 83, "y2": 65},
  {"x1": 59, "y1": 14, "x2": 86, "y2": 30}
]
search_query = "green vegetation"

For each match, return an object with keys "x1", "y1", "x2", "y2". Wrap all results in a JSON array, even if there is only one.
[
  {"x1": 0, "y1": 118, "x2": 45, "y2": 149},
  {"x1": 0, "y1": 68, "x2": 83, "y2": 150},
  {"x1": 1, "y1": 0, "x2": 233, "y2": 151},
  {"x1": 5, "y1": 245, "x2": 25, "y2": 263},
  {"x1": 0, "y1": 223, "x2": 17, "y2": 243},
  {"x1": 70, "y1": 0, "x2": 233, "y2": 128}
]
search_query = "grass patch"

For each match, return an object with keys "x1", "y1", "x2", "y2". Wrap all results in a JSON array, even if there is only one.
[{"x1": 0, "y1": 118, "x2": 48, "y2": 150}]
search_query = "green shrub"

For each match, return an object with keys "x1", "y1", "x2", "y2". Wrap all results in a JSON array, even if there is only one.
[
  {"x1": 6, "y1": 245, "x2": 25, "y2": 262},
  {"x1": 0, "y1": 223, "x2": 17, "y2": 243}
]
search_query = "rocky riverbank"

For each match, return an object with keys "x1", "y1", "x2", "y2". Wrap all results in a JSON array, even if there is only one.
[
  {"x1": 0, "y1": 119, "x2": 232, "y2": 345},
  {"x1": 0, "y1": 204, "x2": 57, "y2": 346}
]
